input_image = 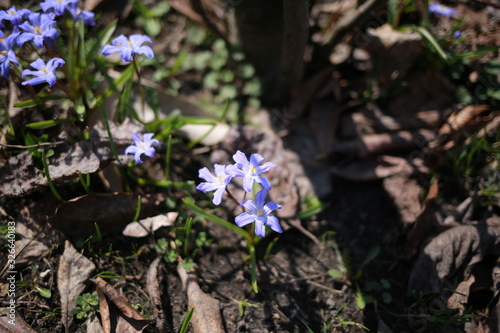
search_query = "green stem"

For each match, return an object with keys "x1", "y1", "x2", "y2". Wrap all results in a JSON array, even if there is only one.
[
  {"x1": 99, "y1": 104, "x2": 120, "y2": 162},
  {"x1": 249, "y1": 243, "x2": 259, "y2": 293},
  {"x1": 132, "y1": 58, "x2": 146, "y2": 121},
  {"x1": 182, "y1": 198, "x2": 250, "y2": 241},
  {"x1": 164, "y1": 135, "x2": 172, "y2": 180},
  {"x1": 41, "y1": 149, "x2": 63, "y2": 201}
]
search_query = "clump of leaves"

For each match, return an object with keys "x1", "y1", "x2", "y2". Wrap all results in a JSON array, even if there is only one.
[{"x1": 72, "y1": 292, "x2": 100, "y2": 320}]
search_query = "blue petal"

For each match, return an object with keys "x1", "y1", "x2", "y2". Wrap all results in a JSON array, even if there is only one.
[
  {"x1": 254, "y1": 221, "x2": 266, "y2": 237},
  {"x1": 255, "y1": 189, "x2": 267, "y2": 208},
  {"x1": 249, "y1": 153, "x2": 264, "y2": 167},
  {"x1": 212, "y1": 187, "x2": 225, "y2": 205},
  {"x1": 266, "y1": 216, "x2": 283, "y2": 234},
  {"x1": 198, "y1": 167, "x2": 217, "y2": 183},
  {"x1": 241, "y1": 199, "x2": 257, "y2": 214},
  {"x1": 242, "y1": 175, "x2": 253, "y2": 193},
  {"x1": 264, "y1": 201, "x2": 281, "y2": 213},
  {"x1": 196, "y1": 182, "x2": 219, "y2": 193},
  {"x1": 235, "y1": 212, "x2": 255, "y2": 227}
]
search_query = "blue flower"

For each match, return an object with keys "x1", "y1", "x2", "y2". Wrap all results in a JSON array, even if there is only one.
[
  {"x1": 40, "y1": 0, "x2": 78, "y2": 16},
  {"x1": 235, "y1": 189, "x2": 282, "y2": 237},
  {"x1": 21, "y1": 57, "x2": 65, "y2": 87},
  {"x1": 0, "y1": 6, "x2": 31, "y2": 30},
  {"x1": 102, "y1": 34, "x2": 154, "y2": 62},
  {"x1": 18, "y1": 12, "x2": 58, "y2": 48},
  {"x1": 429, "y1": 4, "x2": 459, "y2": 18},
  {"x1": 125, "y1": 132, "x2": 159, "y2": 164},
  {"x1": 453, "y1": 30, "x2": 462, "y2": 40},
  {"x1": 0, "y1": 32, "x2": 20, "y2": 78},
  {"x1": 196, "y1": 164, "x2": 233, "y2": 205},
  {"x1": 229, "y1": 150, "x2": 276, "y2": 193},
  {"x1": 66, "y1": 4, "x2": 95, "y2": 26}
]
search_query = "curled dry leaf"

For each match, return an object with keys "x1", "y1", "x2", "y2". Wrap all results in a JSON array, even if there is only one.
[
  {"x1": 430, "y1": 105, "x2": 490, "y2": 150},
  {"x1": 123, "y1": 213, "x2": 178, "y2": 238},
  {"x1": 408, "y1": 224, "x2": 500, "y2": 294},
  {"x1": 92, "y1": 277, "x2": 149, "y2": 332},
  {"x1": 177, "y1": 264, "x2": 224, "y2": 333},
  {"x1": 58, "y1": 240, "x2": 96, "y2": 331},
  {"x1": 53, "y1": 193, "x2": 165, "y2": 237}
]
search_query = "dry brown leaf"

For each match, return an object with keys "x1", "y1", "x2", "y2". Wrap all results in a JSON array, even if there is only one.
[
  {"x1": 146, "y1": 257, "x2": 171, "y2": 332},
  {"x1": 383, "y1": 175, "x2": 423, "y2": 225},
  {"x1": 332, "y1": 129, "x2": 435, "y2": 158},
  {"x1": 339, "y1": 109, "x2": 445, "y2": 138},
  {"x1": 177, "y1": 264, "x2": 224, "y2": 333},
  {"x1": 331, "y1": 155, "x2": 429, "y2": 181},
  {"x1": 53, "y1": 193, "x2": 164, "y2": 237},
  {"x1": 0, "y1": 123, "x2": 140, "y2": 198},
  {"x1": 447, "y1": 274, "x2": 475, "y2": 314},
  {"x1": 431, "y1": 105, "x2": 490, "y2": 151},
  {"x1": 400, "y1": 179, "x2": 439, "y2": 261},
  {"x1": 58, "y1": 240, "x2": 96, "y2": 332},
  {"x1": 92, "y1": 277, "x2": 149, "y2": 332},
  {"x1": 86, "y1": 315, "x2": 105, "y2": 333},
  {"x1": 0, "y1": 309, "x2": 36, "y2": 332},
  {"x1": 123, "y1": 213, "x2": 177, "y2": 238},
  {"x1": 285, "y1": 67, "x2": 335, "y2": 133},
  {"x1": 408, "y1": 224, "x2": 500, "y2": 293}
]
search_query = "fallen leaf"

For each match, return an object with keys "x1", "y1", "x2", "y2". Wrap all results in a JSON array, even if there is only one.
[
  {"x1": 86, "y1": 315, "x2": 105, "y2": 333},
  {"x1": 339, "y1": 108, "x2": 445, "y2": 138},
  {"x1": 383, "y1": 175, "x2": 423, "y2": 225},
  {"x1": 408, "y1": 224, "x2": 500, "y2": 293},
  {"x1": 146, "y1": 257, "x2": 171, "y2": 332},
  {"x1": 331, "y1": 155, "x2": 429, "y2": 181},
  {"x1": 177, "y1": 264, "x2": 224, "y2": 333},
  {"x1": 400, "y1": 179, "x2": 439, "y2": 261},
  {"x1": 53, "y1": 193, "x2": 164, "y2": 237},
  {"x1": 332, "y1": 129, "x2": 435, "y2": 157},
  {"x1": 123, "y1": 213, "x2": 177, "y2": 238},
  {"x1": 0, "y1": 123, "x2": 140, "y2": 198},
  {"x1": 0, "y1": 309, "x2": 36, "y2": 332},
  {"x1": 92, "y1": 277, "x2": 149, "y2": 332},
  {"x1": 58, "y1": 240, "x2": 96, "y2": 331}
]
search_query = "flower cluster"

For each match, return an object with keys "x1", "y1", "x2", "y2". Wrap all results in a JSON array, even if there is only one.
[
  {"x1": 0, "y1": 1, "x2": 94, "y2": 85},
  {"x1": 428, "y1": 3, "x2": 459, "y2": 18},
  {"x1": 196, "y1": 151, "x2": 283, "y2": 238},
  {"x1": 125, "y1": 132, "x2": 160, "y2": 164}
]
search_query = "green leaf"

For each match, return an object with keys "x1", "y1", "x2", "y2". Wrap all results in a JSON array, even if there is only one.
[
  {"x1": 144, "y1": 19, "x2": 162, "y2": 37},
  {"x1": 414, "y1": 26, "x2": 448, "y2": 63},
  {"x1": 361, "y1": 246, "x2": 380, "y2": 266},
  {"x1": 181, "y1": 258, "x2": 195, "y2": 270},
  {"x1": 355, "y1": 289, "x2": 366, "y2": 309},
  {"x1": 240, "y1": 64, "x2": 255, "y2": 79},
  {"x1": 179, "y1": 307, "x2": 194, "y2": 333},
  {"x1": 37, "y1": 287, "x2": 52, "y2": 299},
  {"x1": 327, "y1": 269, "x2": 345, "y2": 278},
  {"x1": 203, "y1": 71, "x2": 220, "y2": 90},
  {"x1": 26, "y1": 118, "x2": 74, "y2": 129},
  {"x1": 217, "y1": 85, "x2": 237, "y2": 100},
  {"x1": 15, "y1": 95, "x2": 67, "y2": 108}
]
